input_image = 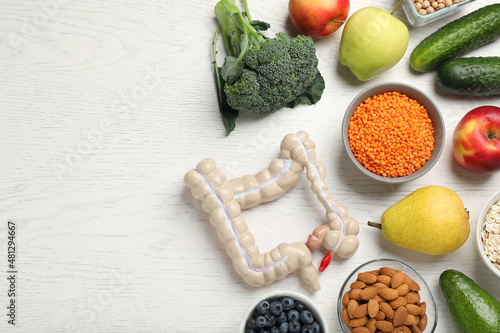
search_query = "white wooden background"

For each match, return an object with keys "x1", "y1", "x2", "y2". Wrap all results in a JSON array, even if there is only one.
[{"x1": 1, "y1": 0, "x2": 500, "y2": 332}]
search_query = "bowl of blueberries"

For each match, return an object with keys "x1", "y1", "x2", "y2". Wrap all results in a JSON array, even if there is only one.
[{"x1": 239, "y1": 290, "x2": 328, "y2": 333}]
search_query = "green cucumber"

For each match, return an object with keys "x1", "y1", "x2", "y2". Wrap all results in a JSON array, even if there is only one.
[
  {"x1": 440, "y1": 269, "x2": 500, "y2": 333},
  {"x1": 410, "y1": 4, "x2": 500, "y2": 73},
  {"x1": 436, "y1": 57, "x2": 500, "y2": 96}
]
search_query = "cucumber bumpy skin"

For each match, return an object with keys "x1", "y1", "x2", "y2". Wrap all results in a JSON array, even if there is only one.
[
  {"x1": 440, "y1": 269, "x2": 500, "y2": 333},
  {"x1": 410, "y1": 4, "x2": 500, "y2": 73},
  {"x1": 436, "y1": 57, "x2": 500, "y2": 96}
]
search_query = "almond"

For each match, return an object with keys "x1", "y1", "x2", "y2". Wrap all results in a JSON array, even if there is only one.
[
  {"x1": 396, "y1": 326, "x2": 412, "y2": 333},
  {"x1": 404, "y1": 314, "x2": 418, "y2": 326},
  {"x1": 418, "y1": 314, "x2": 428, "y2": 331},
  {"x1": 390, "y1": 296, "x2": 408, "y2": 310},
  {"x1": 347, "y1": 299, "x2": 359, "y2": 319},
  {"x1": 349, "y1": 316, "x2": 368, "y2": 328},
  {"x1": 372, "y1": 295, "x2": 385, "y2": 303},
  {"x1": 349, "y1": 288, "x2": 363, "y2": 301},
  {"x1": 373, "y1": 282, "x2": 390, "y2": 290},
  {"x1": 405, "y1": 304, "x2": 422, "y2": 316},
  {"x1": 351, "y1": 281, "x2": 367, "y2": 289},
  {"x1": 375, "y1": 310, "x2": 386, "y2": 321},
  {"x1": 404, "y1": 276, "x2": 421, "y2": 291},
  {"x1": 380, "y1": 267, "x2": 398, "y2": 277},
  {"x1": 419, "y1": 302, "x2": 426, "y2": 317},
  {"x1": 377, "y1": 274, "x2": 392, "y2": 286},
  {"x1": 341, "y1": 308, "x2": 350, "y2": 325},
  {"x1": 351, "y1": 327, "x2": 370, "y2": 333},
  {"x1": 375, "y1": 320, "x2": 394, "y2": 332},
  {"x1": 393, "y1": 306, "x2": 409, "y2": 327},
  {"x1": 354, "y1": 303, "x2": 368, "y2": 318},
  {"x1": 391, "y1": 271, "x2": 406, "y2": 289},
  {"x1": 410, "y1": 324, "x2": 422, "y2": 333},
  {"x1": 366, "y1": 318, "x2": 377, "y2": 333},
  {"x1": 368, "y1": 299, "x2": 380, "y2": 318},
  {"x1": 342, "y1": 291, "x2": 350, "y2": 307},
  {"x1": 361, "y1": 286, "x2": 379, "y2": 301},
  {"x1": 396, "y1": 283, "x2": 410, "y2": 296},
  {"x1": 404, "y1": 292, "x2": 420, "y2": 304},
  {"x1": 358, "y1": 272, "x2": 378, "y2": 284},
  {"x1": 379, "y1": 288, "x2": 399, "y2": 301},
  {"x1": 379, "y1": 302, "x2": 394, "y2": 319}
]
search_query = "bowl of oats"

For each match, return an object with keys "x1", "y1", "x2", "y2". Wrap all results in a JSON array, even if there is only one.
[{"x1": 476, "y1": 190, "x2": 500, "y2": 278}]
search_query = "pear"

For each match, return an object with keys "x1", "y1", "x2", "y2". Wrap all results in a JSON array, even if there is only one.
[{"x1": 368, "y1": 186, "x2": 470, "y2": 255}]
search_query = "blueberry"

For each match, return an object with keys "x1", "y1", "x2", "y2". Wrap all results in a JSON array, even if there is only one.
[
  {"x1": 270, "y1": 300, "x2": 284, "y2": 316},
  {"x1": 271, "y1": 327, "x2": 281, "y2": 333},
  {"x1": 294, "y1": 301, "x2": 305, "y2": 312},
  {"x1": 276, "y1": 312, "x2": 287, "y2": 325},
  {"x1": 257, "y1": 300, "x2": 270, "y2": 314},
  {"x1": 281, "y1": 297, "x2": 295, "y2": 311},
  {"x1": 256, "y1": 315, "x2": 268, "y2": 328},
  {"x1": 288, "y1": 321, "x2": 301, "y2": 333},
  {"x1": 279, "y1": 322, "x2": 289, "y2": 333},
  {"x1": 258, "y1": 329, "x2": 270, "y2": 333},
  {"x1": 311, "y1": 321, "x2": 320, "y2": 332},
  {"x1": 301, "y1": 324, "x2": 314, "y2": 333},
  {"x1": 265, "y1": 314, "x2": 276, "y2": 327},
  {"x1": 247, "y1": 317, "x2": 258, "y2": 329},
  {"x1": 299, "y1": 310, "x2": 314, "y2": 325},
  {"x1": 287, "y1": 309, "x2": 300, "y2": 322}
]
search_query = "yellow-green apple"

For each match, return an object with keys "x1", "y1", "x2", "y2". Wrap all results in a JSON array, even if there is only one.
[
  {"x1": 453, "y1": 106, "x2": 500, "y2": 174},
  {"x1": 339, "y1": 6, "x2": 409, "y2": 81},
  {"x1": 288, "y1": 0, "x2": 349, "y2": 38}
]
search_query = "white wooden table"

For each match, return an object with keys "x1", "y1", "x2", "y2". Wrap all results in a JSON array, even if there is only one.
[{"x1": 1, "y1": 0, "x2": 500, "y2": 332}]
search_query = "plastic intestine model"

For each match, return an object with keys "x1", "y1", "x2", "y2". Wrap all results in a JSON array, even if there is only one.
[{"x1": 184, "y1": 131, "x2": 359, "y2": 292}]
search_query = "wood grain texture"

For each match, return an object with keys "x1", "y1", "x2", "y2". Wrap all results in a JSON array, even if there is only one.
[{"x1": 1, "y1": 0, "x2": 500, "y2": 331}]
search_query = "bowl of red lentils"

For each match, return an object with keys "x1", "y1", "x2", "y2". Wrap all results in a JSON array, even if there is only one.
[{"x1": 342, "y1": 82, "x2": 445, "y2": 183}]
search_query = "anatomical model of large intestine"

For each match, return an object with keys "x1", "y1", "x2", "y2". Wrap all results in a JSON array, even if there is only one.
[{"x1": 184, "y1": 131, "x2": 359, "y2": 292}]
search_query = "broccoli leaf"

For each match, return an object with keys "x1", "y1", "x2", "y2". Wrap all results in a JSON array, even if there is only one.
[
  {"x1": 214, "y1": 63, "x2": 239, "y2": 135},
  {"x1": 220, "y1": 55, "x2": 244, "y2": 85},
  {"x1": 249, "y1": 20, "x2": 270, "y2": 31},
  {"x1": 287, "y1": 71, "x2": 326, "y2": 108}
]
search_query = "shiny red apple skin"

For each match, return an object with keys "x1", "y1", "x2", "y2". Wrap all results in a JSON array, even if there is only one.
[
  {"x1": 288, "y1": 0, "x2": 350, "y2": 38},
  {"x1": 453, "y1": 106, "x2": 500, "y2": 174}
]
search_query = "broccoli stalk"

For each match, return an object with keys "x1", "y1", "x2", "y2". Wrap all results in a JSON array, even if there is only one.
[{"x1": 213, "y1": 0, "x2": 325, "y2": 135}]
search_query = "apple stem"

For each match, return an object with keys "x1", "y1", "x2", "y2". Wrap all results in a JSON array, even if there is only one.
[
  {"x1": 391, "y1": 0, "x2": 405, "y2": 15},
  {"x1": 489, "y1": 134, "x2": 500, "y2": 140},
  {"x1": 367, "y1": 222, "x2": 382, "y2": 229}
]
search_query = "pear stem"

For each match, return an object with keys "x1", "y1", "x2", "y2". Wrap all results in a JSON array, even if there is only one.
[
  {"x1": 391, "y1": 0, "x2": 404, "y2": 15},
  {"x1": 367, "y1": 221, "x2": 382, "y2": 229}
]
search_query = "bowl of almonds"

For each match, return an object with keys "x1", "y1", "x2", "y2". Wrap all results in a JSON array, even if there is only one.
[{"x1": 337, "y1": 258, "x2": 438, "y2": 333}]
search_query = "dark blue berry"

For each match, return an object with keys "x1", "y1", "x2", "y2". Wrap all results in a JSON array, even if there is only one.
[
  {"x1": 258, "y1": 329, "x2": 270, "y2": 333},
  {"x1": 294, "y1": 301, "x2": 305, "y2": 312},
  {"x1": 247, "y1": 317, "x2": 258, "y2": 329},
  {"x1": 256, "y1": 315, "x2": 268, "y2": 328},
  {"x1": 265, "y1": 314, "x2": 276, "y2": 327},
  {"x1": 288, "y1": 321, "x2": 301, "y2": 333},
  {"x1": 281, "y1": 296, "x2": 295, "y2": 311},
  {"x1": 276, "y1": 312, "x2": 287, "y2": 325},
  {"x1": 257, "y1": 300, "x2": 270, "y2": 314},
  {"x1": 271, "y1": 327, "x2": 280, "y2": 333},
  {"x1": 279, "y1": 322, "x2": 289, "y2": 333},
  {"x1": 299, "y1": 310, "x2": 314, "y2": 325},
  {"x1": 270, "y1": 300, "x2": 284, "y2": 316},
  {"x1": 301, "y1": 324, "x2": 314, "y2": 333},
  {"x1": 311, "y1": 321, "x2": 320, "y2": 332},
  {"x1": 287, "y1": 309, "x2": 300, "y2": 322}
]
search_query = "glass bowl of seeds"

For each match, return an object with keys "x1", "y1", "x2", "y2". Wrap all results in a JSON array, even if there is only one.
[
  {"x1": 401, "y1": 0, "x2": 477, "y2": 26},
  {"x1": 476, "y1": 190, "x2": 500, "y2": 279},
  {"x1": 342, "y1": 82, "x2": 445, "y2": 184},
  {"x1": 337, "y1": 258, "x2": 438, "y2": 333}
]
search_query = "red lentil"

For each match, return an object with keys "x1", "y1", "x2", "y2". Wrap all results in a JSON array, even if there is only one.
[{"x1": 348, "y1": 91, "x2": 434, "y2": 178}]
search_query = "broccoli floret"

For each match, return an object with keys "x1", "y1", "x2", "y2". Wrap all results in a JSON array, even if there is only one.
[{"x1": 213, "y1": 0, "x2": 325, "y2": 134}]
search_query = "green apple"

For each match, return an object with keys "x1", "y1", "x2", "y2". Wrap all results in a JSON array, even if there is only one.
[{"x1": 339, "y1": 6, "x2": 409, "y2": 81}]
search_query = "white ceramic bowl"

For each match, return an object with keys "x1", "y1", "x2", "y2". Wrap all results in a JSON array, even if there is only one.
[
  {"x1": 342, "y1": 82, "x2": 445, "y2": 184},
  {"x1": 476, "y1": 190, "x2": 500, "y2": 278},
  {"x1": 337, "y1": 258, "x2": 438, "y2": 333},
  {"x1": 402, "y1": 0, "x2": 477, "y2": 27},
  {"x1": 239, "y1": 290, "x2": 328, "y2": 333}
]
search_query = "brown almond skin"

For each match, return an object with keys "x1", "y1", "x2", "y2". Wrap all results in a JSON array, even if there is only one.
[
  {"x1": 352, "y1": 327, "x2": 371, "y2": 333},
  {"x1": 377, "y1": 274, "x2": 392, "y2": 286},
  {"x1": 368, "y1": 299, "x2": 380, "y2": 318},
  {"x1": 349, "y1": 316, "x2": 368, "y2": 327},
  {"x1": 419, "y1": 302, "x2": 426, "y2": 317},
  {"x1": 342, "y1": 291, "x2": 350, "y2": 307},
  {"x1": 405, "y1": 304, "x2": 422, "y2": 316},
  {"x1": 379, "y1": 288, "x2": 399, "y2": 301},
  {"x1": 341, "y1": 308, "x2": 350, "y2": 325},
  {"x1": 410, "y1": 324, "x2": 422, "y2": 333},
  {"x1": 418, "y1": 314, "x2": 427, "y2": 331},
  {"x1": 404, "y1": 314, "x2": 418, "y2": 326},
  {"x1": 354, "y1": 303, "x2": 368, "y2": 318},
  {"x1": 358, "y1": 272, "x2": 378, "y2": 284},
  {"x1": 361, "y1": 286, "x2": 379, "y2": 301},
  {"x1": 351, "y1": 281, "x2": 367, "y2": 289},
  {"x1": 404, "y1": 292, "x2": 420, "y2": 304},
  {"x1": 391, "y1": 271, "x2": 406, "y2": 289},
  {"x1": 379, "y1": 302, "x2": 394, "y2": 319},
  {"x1": 374, "y1": 282, "x2": 390, "y2": 290},
  {"x1": 396, "y1": 283, "x2": 410, "y2": 296},
  {"x1": 393, "y1": 306, "x2": 409, "y2": 327},
  {"x1": 350, "y1": 288, "x2": 363, "y2": 301},
  {"x1": 375, "y1": 310, "x2": 386, "y2": 321},
  {"x1": 404, "y1": 276, "x2": 421, "y2": 291},
  {"x1": 390, "y1": 296, "x2": 408, "y2": 309},
  {"x1": 375, "y1": 320, "x2": 394, "y2": 332},
  {"x1": 348, "y1": 299, "x2": 359, "y2": 319},
  {"x1": 380, "y1": 267, "x2": 399, "y2": 277}
]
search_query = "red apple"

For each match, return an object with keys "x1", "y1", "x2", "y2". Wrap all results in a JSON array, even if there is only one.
[
  {"x1": 288, "y1": 0, "x2": 349, "y2": 38},
  {"x1": 453, "y1": 106, "x2": 500, "y2": 174}
]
